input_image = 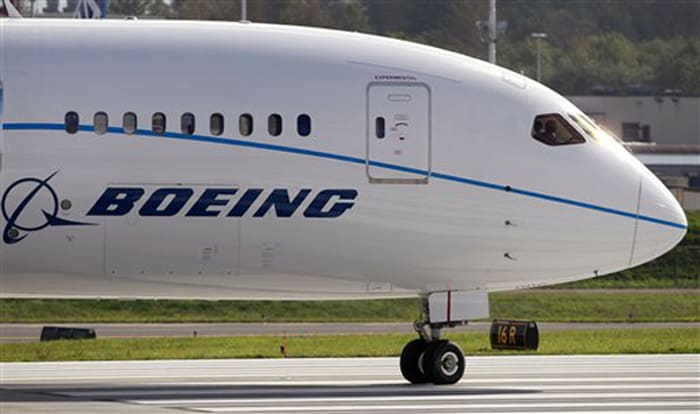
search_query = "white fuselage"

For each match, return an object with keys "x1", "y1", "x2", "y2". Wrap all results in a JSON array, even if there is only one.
[{"x1": 0, "y1": 19, "x2": 687, "y2": 299}]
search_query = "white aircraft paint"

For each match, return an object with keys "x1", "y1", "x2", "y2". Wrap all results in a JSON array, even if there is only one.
[{"x1": 0, "y1": 19, "x2": 687, "y2": 300}]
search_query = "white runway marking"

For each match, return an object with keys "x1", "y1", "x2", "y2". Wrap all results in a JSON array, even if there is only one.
[{"x1": 1, "y1": 354, "x2": 698, "y2": 413}]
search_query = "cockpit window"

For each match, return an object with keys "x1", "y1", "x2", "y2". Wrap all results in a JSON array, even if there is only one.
[
  {"x1": 569, "y1": 113, "x2": 630, "y2": 151},
  {"x1": 569, "y1": 113, "x2": 598, "y2": 141},
  {"x1": 531, "y1": 114, "x2": 585, "y2": 146}
]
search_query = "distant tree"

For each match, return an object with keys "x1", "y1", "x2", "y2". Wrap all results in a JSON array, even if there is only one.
[
  {"x1": 172, "y1": 0, "x2": 241, "y2": 20},
  {"x1": 640, "y1": 37, "x2": 700, "y2": 95},
  {"x1": 547, "y1": 33, "x2": 653, "y2": 94},
  {"x1": 499, "y1": 37, "x2": 554, "y2": 80},
  {"x1": 364, "y1": 0, "x2": 411, "y2": 34},
  {"x1": 278, "y1": 0, "x2": 332, "y2": 27},
  {"x1": 326, "y1": 0, "x2": 370, "y2": 32},
  {"x1": 363, "y1": 0, "x2": 486, "y2": 57},
  {"x1": 442, "y1": 0, "x2": 488, "y2": 57},
  {"x1": 499, "y1": 0, "x2": 700, "y2": 44}
]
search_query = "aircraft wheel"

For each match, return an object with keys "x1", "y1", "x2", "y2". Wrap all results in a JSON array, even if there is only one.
[
  {"x1": 400, "y1": 338, "x2": 430, "y2": 384},
  {"x1": 422, "y1": 339, "x2": 465, "y2": 385}
]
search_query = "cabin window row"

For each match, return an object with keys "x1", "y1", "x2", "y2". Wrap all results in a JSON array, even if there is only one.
[{"x1": 64, "y1": 111, "x2": 312, "y2": 138}]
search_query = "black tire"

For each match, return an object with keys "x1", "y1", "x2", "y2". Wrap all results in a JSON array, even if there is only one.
[
  {"x1": 421, "y1": 340, "x2": 465, "y2": 385},
  {"x1": 400, "y1": 339, "x2": 430, "y2": 384},
  {"x1": 420, "y1": 340, "x2": 439, "y2": 383}
]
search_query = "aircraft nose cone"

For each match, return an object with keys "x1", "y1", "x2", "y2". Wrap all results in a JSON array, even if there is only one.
[{"x1": 630, "y1": 174, "x2": 688, "y2": 267}]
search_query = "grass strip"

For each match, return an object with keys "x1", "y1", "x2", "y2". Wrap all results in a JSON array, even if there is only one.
[
  {"x1": 490, "y1": 291, "x2": 700, "y2": 322},
  {"x1": 1, "y1": 328, "x2": 697, "y2": 362},
  {"x1": 2, "y1": 291, "x2": 698, "y2": 323}
]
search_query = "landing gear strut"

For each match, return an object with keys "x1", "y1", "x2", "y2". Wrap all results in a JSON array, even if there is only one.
[{"x1": 400, "y1": 293, "x2": 475, "y2": 385}]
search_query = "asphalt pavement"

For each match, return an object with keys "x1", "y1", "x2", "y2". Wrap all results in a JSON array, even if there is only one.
[{"x1": 1, "y1": 354, "x2": 698, "y2": 413}]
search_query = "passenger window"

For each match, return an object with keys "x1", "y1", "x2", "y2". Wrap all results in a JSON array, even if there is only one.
[
  {"x1": 181, "y1": 113, "x2": 195, "y2": 135},
  {"x1": 268, "y1": 114, "x2": 282, "y2": 136},
  {"x1": 239, "y1": 114, "x2": 253, "y2": 136},
  {"x1": 210, "y1": 113, "x2": 224, "y2": 136},
  {"x1": 375, "y1": 117, "x2": 385, "y2": 139},
  {"x1": 94, "y1": 112, "x2": 108, "y2": 135},
  {"x1": 65, "y1": 111, "x2": 79, "y2": 134},
  {"x1": 123, "y1": 112, "x2": 137, "y2": 135},
  {"x1": 531, "y1": 114, "x2": 585, "y2": 146},
  {"x1": 152, "y1": 112, "x2": 166, "y2": 135},
  {"x1": 297, "y1": 114, "x2": 311, "y2": 137}
]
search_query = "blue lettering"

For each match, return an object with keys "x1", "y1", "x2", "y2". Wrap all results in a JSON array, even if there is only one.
[
  {"x1": 253, "y1": 189, "x2": 311, "y2": 218},
  {"x1": 303, "y1": 189, "x2": 358, "y2": 218},
  {"x1": 89, "y1": 187, "x2": 358, "y2": 218},
  {"x1": 87, "y1": 188, "x2": 144, "y2": 216},
  {"x1": 139, "y1": 188, "x2": 193, "y2": 216},
  {"x1": 187, "y1": 188, "x2": 238, "y2": 217},
  {"x1": 227, "y1": 189, "x2": 263, "y2": 217}
]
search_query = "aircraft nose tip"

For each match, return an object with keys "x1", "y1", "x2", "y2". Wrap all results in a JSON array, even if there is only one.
[{"x1": 630, "y1": 176, "x2": 687, "y2": 267}]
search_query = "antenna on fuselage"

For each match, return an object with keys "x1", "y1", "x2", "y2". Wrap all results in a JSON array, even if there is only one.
[{"x1": 1, "y1": 0, "x2": 22, "y2": 18}]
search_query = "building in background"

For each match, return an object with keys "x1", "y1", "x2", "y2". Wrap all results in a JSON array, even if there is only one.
[
  {"x1": 568, "y1": 93, "x2": 699, "y2": 210},
  {"x1": 568, "y1": 95, "x2": 699, "y2": 146}
]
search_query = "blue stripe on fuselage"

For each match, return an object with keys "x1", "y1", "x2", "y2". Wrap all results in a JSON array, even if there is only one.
[{"x1": 2, "y1": 122, "x2": 688, "y2": 230}]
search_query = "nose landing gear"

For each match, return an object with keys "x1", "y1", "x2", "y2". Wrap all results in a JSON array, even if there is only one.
[
  {"x1": 399, "y1": 331, "x2": 465, "y2": 385},
  {"x1": 399, "y1": 290, "x2": 489, "y2": 385}
]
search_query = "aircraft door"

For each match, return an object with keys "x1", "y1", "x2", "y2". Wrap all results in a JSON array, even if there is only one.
[{"x1": 367, "y1": 82, "x2": 431, "y2": 183}]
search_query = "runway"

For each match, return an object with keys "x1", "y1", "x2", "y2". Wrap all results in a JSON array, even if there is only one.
[
  {"x1": 3, "y1": 322, "x2": 698, "y2": 343},
  {"x1": 1, "y1": 354, "x2": 698, "y2": 413}
]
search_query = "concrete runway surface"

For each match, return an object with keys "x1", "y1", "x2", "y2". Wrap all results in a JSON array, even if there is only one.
[
  {"x1": 3, "y1": 322, "x2": 699, "y2": 343},
  {"x1": 1, "y1": 354, "x2": 698, "y2": 413}
]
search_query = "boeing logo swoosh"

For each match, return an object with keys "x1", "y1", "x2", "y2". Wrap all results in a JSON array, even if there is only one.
[{"x1": 2, "y1": 172, "x2": 96, "y2": 245}]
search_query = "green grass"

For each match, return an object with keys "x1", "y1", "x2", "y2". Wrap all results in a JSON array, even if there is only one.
[
  {"x1": 490, "y1": 291, "x2": 700, "y2": 322},
  {"x1": 2, "y1": 291, "x2": 698, "y2": 323},
  {"x1": 552, "y1": 211, "x2": 699, "y2": 289},
  {"x1": 1, "y1": 328, "x2": 697, "y2": 362},
  {"x1": 0, "y1": 297, "x2": 420, "y2": 323}
]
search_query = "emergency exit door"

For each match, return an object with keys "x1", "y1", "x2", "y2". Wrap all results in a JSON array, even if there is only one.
[{"x1": 367, "y1": 82, "x2": 431, "y2": 183}]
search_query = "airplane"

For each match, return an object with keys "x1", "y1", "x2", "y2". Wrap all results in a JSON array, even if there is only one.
[{"x1": 0, "y1": 9, "x2": 688, "y2": 385}]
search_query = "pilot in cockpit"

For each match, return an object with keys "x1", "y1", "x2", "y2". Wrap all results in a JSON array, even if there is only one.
[{"x1": 544, "y1": 119, "x2": 558, "y2": 141}]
